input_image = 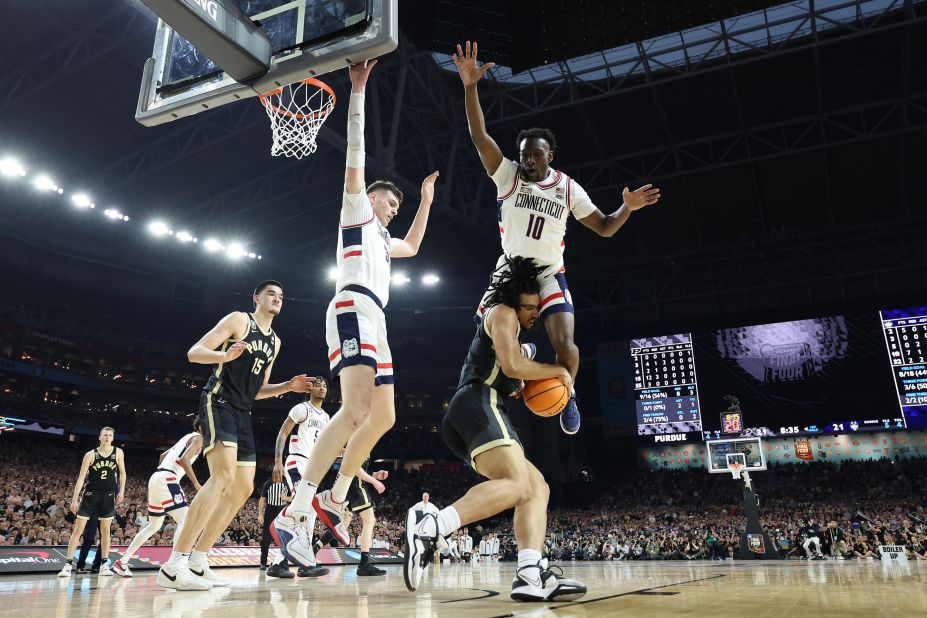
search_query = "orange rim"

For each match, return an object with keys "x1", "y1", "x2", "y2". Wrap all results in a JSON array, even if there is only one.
[{"x1": 259, "y1": 77, "x2": 336, "y2": 119}]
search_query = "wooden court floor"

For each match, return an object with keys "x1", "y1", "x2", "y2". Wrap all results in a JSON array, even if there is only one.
[{"x1": 2, "y1": 559, "x2": 924, "y2": 617}]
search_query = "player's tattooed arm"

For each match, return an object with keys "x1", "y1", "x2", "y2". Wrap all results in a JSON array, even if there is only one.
[
  {"x1": 452, "y1": 41, "x2": 504, "y2": 175},
  {"x1": 577, "y1": 184, "x2": 661, "y2": 237},
  {"x1": 187, "y1": 311, "x2": 249, "y2": 365}
]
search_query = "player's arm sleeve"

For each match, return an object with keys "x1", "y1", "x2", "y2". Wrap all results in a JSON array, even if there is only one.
[
  {"x1": 288, "y1": 403, "x2": 308, "y2": 424},
  {"x1": 490, "y1": 158, "x2": 518, "y2": 196},
  {"x1": 568, "y1": 178, "x2": 597, "y2": 219}
]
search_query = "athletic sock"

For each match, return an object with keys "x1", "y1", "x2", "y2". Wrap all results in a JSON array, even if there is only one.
[
  {"x1": 360, "y1": 551, "x2": 369, "y2": 565},
  {"x1": 435, "y1": 506, "x2": 461, "y2": 537},
  {"x1": 66, "y1": 558, "x2": 73, "y2": 565},
  {"x1": 331, "y1": 474, "x2": 353, "y2": 504},
  {"x1": 189, "y1": 549, "x2": 208, "y2": 566},
  {"x1": 289, "y1": 480, "x2": 318, "y2": 514},
  {"x1": 166, "y1": 551, "x2": 189, "y2": 567},
  {"x1": 518, "y1": 549, "x2": 542, "y2": 571}
]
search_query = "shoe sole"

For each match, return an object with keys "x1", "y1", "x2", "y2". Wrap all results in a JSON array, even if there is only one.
[
  {"x1": 156, "y1": 571, "x2": 211, "y2": 591},
  {"x1": 403, "y1": 509, "x2": 419, "y2": 591},
  {"x1": 312, "y1": 496, "x2": 348, "y2": 546}
]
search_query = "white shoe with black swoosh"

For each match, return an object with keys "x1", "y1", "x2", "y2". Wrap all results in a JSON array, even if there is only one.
[
  {"x1": 189, "y1": 562, "x2": 230, "y2": 587},
  {"x1": 156, "y1": 560, "x2": 212, "y2": 591},
  {"x1": 510, "y1": 562, "x2": 586, "y2": 602}
]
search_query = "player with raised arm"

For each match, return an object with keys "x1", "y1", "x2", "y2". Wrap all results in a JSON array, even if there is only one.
[
  {"x1": 58, "y1": 427, "x2": 126, "y2": 578},
  {"x1": 404, "y1": 257, "x2": 586, "y2": 602},
  {"x1": 157, "y1": 280, "x2": 312, "y2": 591},
  {"x1": 271, "y1": 59, "x2": 439, "y2": 572},
  {"x1": 452, "y1": 41, "x2": 661, "y2": 436},
  {"x1": 112, "y1": 421, "x2": 205, "y2": 577}
]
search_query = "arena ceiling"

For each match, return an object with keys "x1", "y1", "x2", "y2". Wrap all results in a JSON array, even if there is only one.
[{"x1": 1, "y1": 0, "x2": 925, "y2": 334}]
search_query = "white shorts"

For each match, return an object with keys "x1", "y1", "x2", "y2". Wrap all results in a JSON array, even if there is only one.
[
  {"x1": 147, "y1": 469, "x2": 188, "y2": 517},
  {"x1": 283, "y1": 455, "x2": 305, "y2": 492},
  {"x1": 476, "y1": 255, "x2": 573, "y2": 320},
  {"x1": 325, "y1": 290, "x2": 394, "y2": 386}
]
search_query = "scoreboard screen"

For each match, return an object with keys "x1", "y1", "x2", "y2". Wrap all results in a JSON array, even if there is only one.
[
  {"x1": 880, "y1": 307, "x2": 927, "y2": 429},
  {"x1": 721, "y1": 411, "x2": 743, "y2": 434},
  {"x1": 632, "y1": 333, "x2": 702, "y2": 435}
]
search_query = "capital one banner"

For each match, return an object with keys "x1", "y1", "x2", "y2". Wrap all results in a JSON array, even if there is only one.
[
  {"x1": 0, "y1": 545, "x2": 401, "y2": 575},
  {"x1": 645, "y1": 430, "x2": 927, "y2": 470}
]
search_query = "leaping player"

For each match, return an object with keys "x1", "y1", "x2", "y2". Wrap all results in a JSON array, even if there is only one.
[
  {"x1": 452, "y1": 41, "x2": 661, "y2": 435},
  {"x1": 271, "y1": 59, "x2": 439, "y2": 572},
  {"x1": 112, "y1": 421, "x2": 205, "y2": 577}
]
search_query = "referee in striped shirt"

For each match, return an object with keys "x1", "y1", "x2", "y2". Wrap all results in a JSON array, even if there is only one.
[{"x1": 258, "y1": 477, "x2": 291, "y2": 576}]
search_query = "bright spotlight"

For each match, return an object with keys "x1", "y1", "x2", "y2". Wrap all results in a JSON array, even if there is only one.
[
  {"x1": 0, "y1": 158, "x2": 25, "y2": 177},
  {"x1": 203, "y1": 238, "x2": 222, "y2": 252},
  {"x1": 33, "y1": 175, "x2": 58, "y2": 192},
  {"x1": 176, "y1": 231, "x2": 194, "y2": 243},
  {"x1": 391, "y1": 273, "x2": 411, "y2": 286},
  {"x1": 422, "y1": 274, "x2": 440, "y2": 286},
  {"x1": 328, "y1": 267, "x2": 340, "y2": 280},
  {"x1": 72, "y1": 193, "x2": 93, "y2": 208},
  {"x1": 148, "y1": 220, "x2": 170, "y2": 237},
  {"x1": 103, "y1": 208, "x2": 125, "y2": 220},
  {"x1": 247, "y1": 252, "x2": 256, "y2": 259},
  {"x1": 227, "y1": 243, "x2": 246, "y2": 259}
]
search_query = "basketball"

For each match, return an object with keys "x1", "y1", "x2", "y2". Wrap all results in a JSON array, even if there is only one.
[{"x1": 523, "y1": 378, "x2": 569, "y2": 417}]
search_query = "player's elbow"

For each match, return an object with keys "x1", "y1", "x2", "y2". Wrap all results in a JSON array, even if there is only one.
[{"x1": 499, "y1": 359, "x2": 520, "y2": 379}]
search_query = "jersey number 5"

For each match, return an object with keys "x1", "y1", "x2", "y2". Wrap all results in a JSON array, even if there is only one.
[
  {"x1": 252, "y1": 358, "x2": 266, "y2": 375},
  {"x1": 525, "y1": 214, "x2": 545, "y2": 240}
]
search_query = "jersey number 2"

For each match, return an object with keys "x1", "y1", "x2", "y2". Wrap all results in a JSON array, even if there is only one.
[
  {"x1": 525, "y1": 214, "x2": 545, "y2": 240},
  {"x1": 100, "y1": 470, "x2": 108, "y2": 479}
]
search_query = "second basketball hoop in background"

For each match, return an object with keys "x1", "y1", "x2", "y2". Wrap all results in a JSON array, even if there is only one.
[{"x1": 259, "y1": 78, "x2": 336, "y2": 158}]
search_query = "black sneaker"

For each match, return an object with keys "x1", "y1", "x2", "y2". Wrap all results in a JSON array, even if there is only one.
[
  {"x1": 259, "y1": 564, "x2": 267, "y2": 571},
  {"x1": 266, "y1": 563, "x2": 295, "y2": 578},
  {"x1": 357, "y1": 562, "x2": 386, "y2": 576},
  {"x1": 297, "y1": 565, "x2": 329, "y2": 577}
]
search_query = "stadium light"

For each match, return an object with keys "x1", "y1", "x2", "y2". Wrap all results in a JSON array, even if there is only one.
[
  {"x1": 71, "y1": 193, "x2": 94, "y2": 208},
  {"x1": 328, "y1": 266, "x2": 340, "y2": 280},
  {"x1": 422, "y1": 273, "x2": 440, "y2": 286},
  {"x1": 33, "y1": 175, "x2": 59, "y2": 192},
  {"x1": 176, "y1": 230, "x2": 194, "y2": 243},
  {"x1": 148, "y1": 220, "x2": 170, "y2": 237},
  {"x1": 203, "y1": 238, "x2": 223, "y2": 252},
  {"x1": 103, "y1": 208, "x2": 126, "y2": 221},
  {"x1": 0, "y1": 158, "x2": 25, "y2": 177},
  {"x1": 227, "y1": 242, "x2": 246, "y2": 259},
  {"x1": 391, "y1": 273, "x2": 411, "y2": 286}
]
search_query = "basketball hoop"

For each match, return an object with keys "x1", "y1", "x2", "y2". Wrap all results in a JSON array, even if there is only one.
[
  {"x1": 259, "y1": 78, "x2": 336, "y2": 159},
  {"x1": 729, "y1": 462, "x2": 744, "y2": 480}
]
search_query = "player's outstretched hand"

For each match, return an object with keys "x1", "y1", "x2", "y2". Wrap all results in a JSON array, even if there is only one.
[
  {"x1": 623, "y1": 184, "x2": 661, "y2": 211},
  {"x1": 349, "y1": 59, "x2": 378, "y2": 88},
  {"x1": 288, "y1": 374, "x2": 313, "y2": 393},
  {"x1": 223, "y1": 341, "x2": 248, "y2": 363},
  {"x1": 452, "y1": 41, "x2": 495, "y2": 87},
  {"x1": 421, "y1": 171, "x2": 440, "y2": 204}
]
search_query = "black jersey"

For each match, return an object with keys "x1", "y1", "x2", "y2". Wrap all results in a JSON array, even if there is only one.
[
  {"x1": 204, "y1": 312, "x2": 277, "y2": 411},
  {"x1": 457, "y1": 306, "x2": 521, "y2": 396},
  {"x1": 86, "y1": 448, "x2": 119, "y2": 491}
]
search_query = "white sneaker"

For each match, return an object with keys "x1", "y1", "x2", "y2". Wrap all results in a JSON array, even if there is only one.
[
  {"x1": 98, "y1": 562, "x2": 113, "y2": 577},
  {"x1": 57, "y1": 563, "x2": 72, "y2": 578},
  {"x1": 112, "y1": 559, "x2": 132, "y2": 577},
  {"x1": 271, "y1": 507, "x2": 316, "y2": 569},
  {"x1": 312, "y1": 490, "x2": 349, "y2": 546},
  {"x1": 403, "y1": 508, "x2": 437, "y2": 591},
  {"x1": 511, "y1": 562, "x2": 586, "y2": 602},
  {"x1": 157, "y1": 560, "x2": 212, "y2": 591},
  {"x1": 189, "y1": 562, "x2": 230, "y2": 587}
]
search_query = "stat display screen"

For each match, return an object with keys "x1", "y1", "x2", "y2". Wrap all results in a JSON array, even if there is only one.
[
  {"x1": 632, "y1": 334, "x2": 702, "y2": 435},
  {"x1": 880, "y1": 307, "x2": 927, "y2": 429}
]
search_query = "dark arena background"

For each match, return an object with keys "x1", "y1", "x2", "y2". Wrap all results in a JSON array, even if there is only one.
[{"x1": 1, "y1": 0, "x2": 926, "y2": 616}]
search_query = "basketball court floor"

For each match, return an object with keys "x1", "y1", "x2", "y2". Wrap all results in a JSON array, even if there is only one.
[{"x1": 2, "y1": 560, "x2": 924, "y2": 617}]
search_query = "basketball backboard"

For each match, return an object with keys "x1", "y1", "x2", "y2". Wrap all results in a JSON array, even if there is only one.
[
  {"x1": 136, "y1": 0, "x2": 397, "y2": 126},
  {"x1": 706, "y1": 437, "x2": 766, "y2": 473}
]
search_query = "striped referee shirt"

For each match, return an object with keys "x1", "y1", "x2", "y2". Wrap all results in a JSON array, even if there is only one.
[{"x1": 260, "y1": 479, "x2": 289, "y2": 509}]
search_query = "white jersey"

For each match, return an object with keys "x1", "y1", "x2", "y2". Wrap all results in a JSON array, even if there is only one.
[
  {"x1": 479, "y1": 539, "x2": 489, "y2": 555},
  {"x1": 461, "y1": 535, "x2": 473, "y2": 554},
  {"x1": 413, "y1": 500, "x2": 439, "y2": 515},
  {"x1": 491, "y1": 537, "x2": 500, "y2": 555},
  {"x1": 287, "y1": 401, "x2": 330, "y2": 459},
  {"x1": 335, "y1": 189, "x2": 401, "y2": 307},
  {"x1": 159, "y1": 432, "x2": 200, "y2": 480},
  {"x1": 491, "y1": 158, "x2": 597, "y2": 266}
]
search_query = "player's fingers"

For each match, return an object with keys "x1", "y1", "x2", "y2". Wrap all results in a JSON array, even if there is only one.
[
  {"x1": 473, "y1": 41, "x2": 479, "y2": 58},
  {"x1": 367, "y1": 59, "x2": 378, "y2": 69},
  {"x1": 479, "y1": 62, "x2": 496, "y2": 75}
]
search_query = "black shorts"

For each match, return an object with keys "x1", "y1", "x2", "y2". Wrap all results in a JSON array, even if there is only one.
[
  {"x1": 346, "y1": 476, "x2": 374, "y2": 514},
  {"x1": 442, "y1": 383, "x2": 521, "y2": 476},
  {"x1": 198, "y1": 389, "x2": 256, "y2": 465},
  {"x1": 77, "y1": 489, "x2": 116, "y2": 520}
]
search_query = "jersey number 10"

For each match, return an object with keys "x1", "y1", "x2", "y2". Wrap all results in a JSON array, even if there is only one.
[{"x1": 525, "y1": 214, "x2": 545, "y2": 240}]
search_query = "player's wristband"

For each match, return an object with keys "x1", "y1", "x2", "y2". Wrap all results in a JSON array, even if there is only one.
[{"x1": 346, "y1": 93, "x2": 365, "y2": 168}]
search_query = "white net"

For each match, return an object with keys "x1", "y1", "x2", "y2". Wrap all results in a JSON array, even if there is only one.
[
  {"x1": 260, "y1": 78, "x2": 336, "y2": 159},
  {"x1": 729, "y1": 462, "x2": 744, "y2": 480}
]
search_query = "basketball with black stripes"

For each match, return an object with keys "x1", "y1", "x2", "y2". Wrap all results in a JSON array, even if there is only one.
[{"x1": 523, "y1": 378, "x2": 568, "y2": 417}]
